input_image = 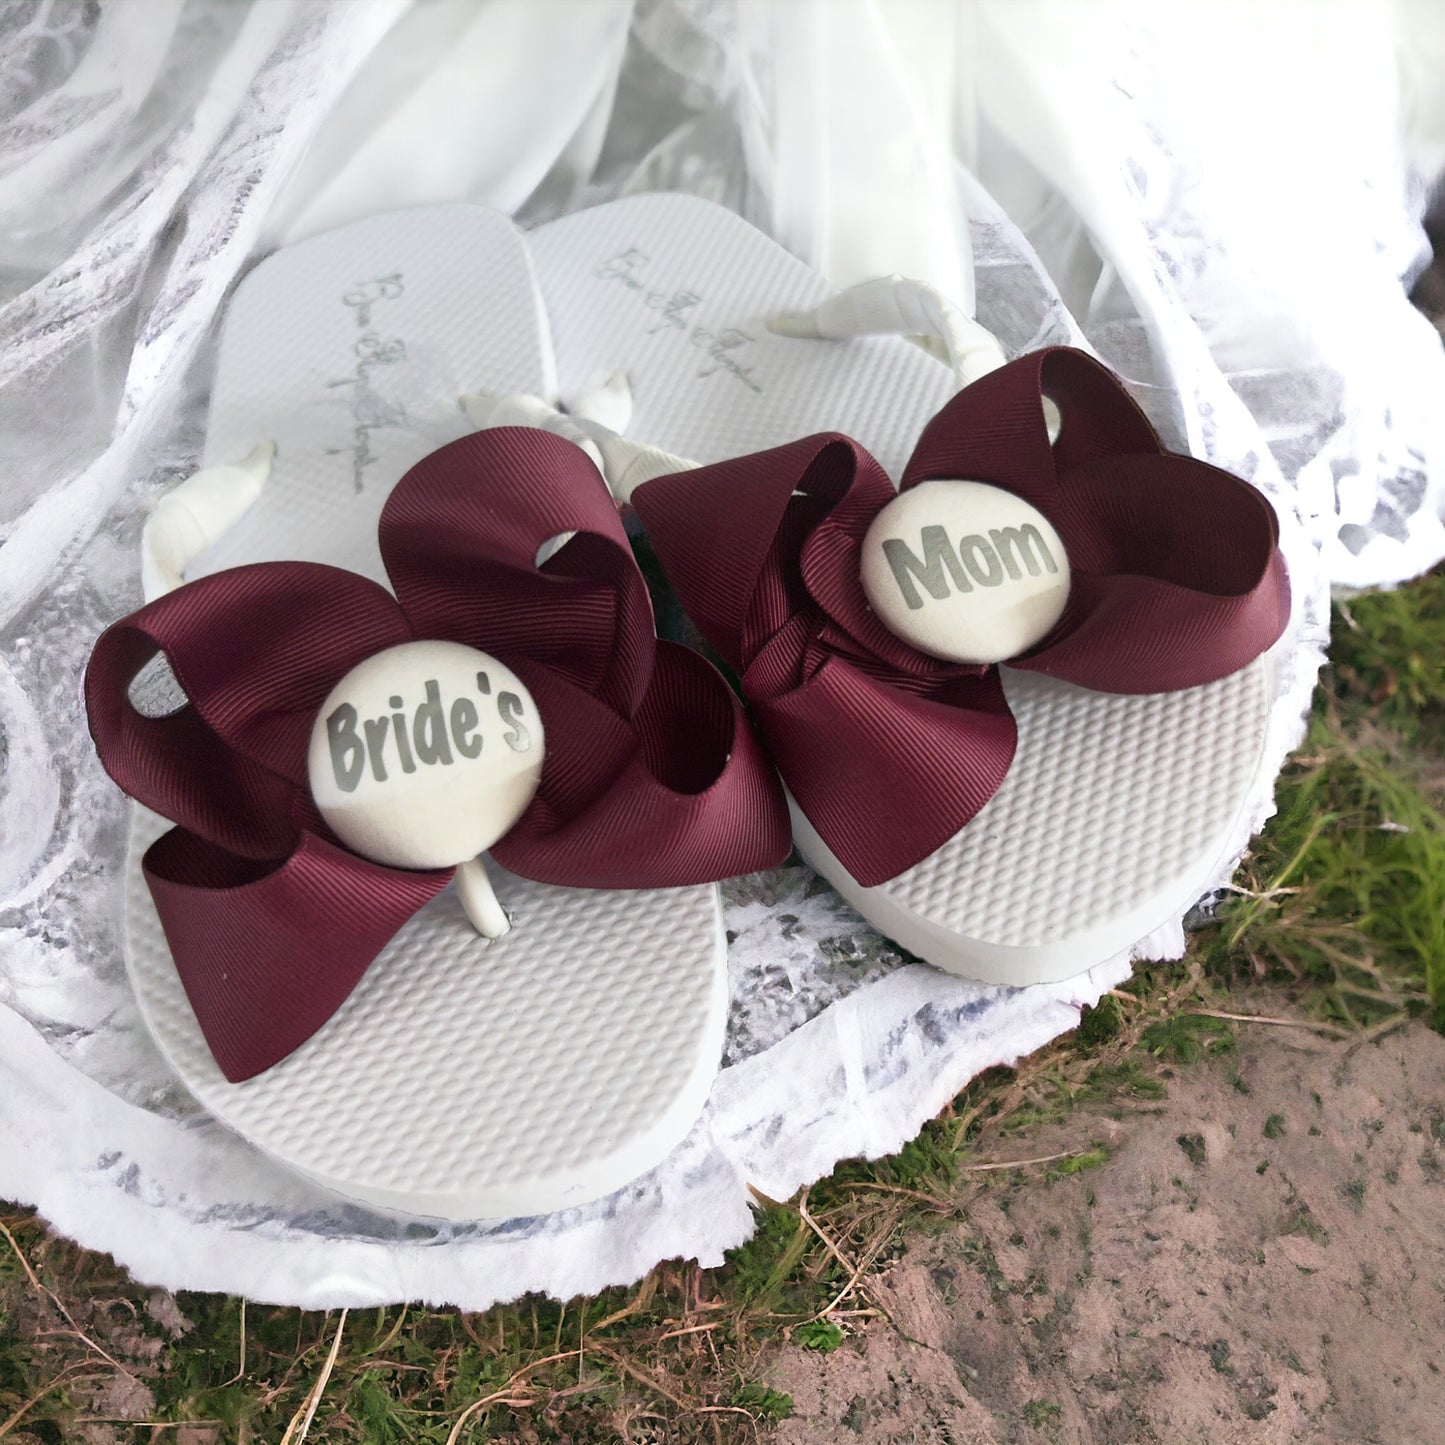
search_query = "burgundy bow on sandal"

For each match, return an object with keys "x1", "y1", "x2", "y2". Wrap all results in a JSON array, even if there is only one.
[
  {"x1": 629, "y1": 347, "x2": 1291, "y2": 890},
  {"x1": 86, "y1": 428, "x2": 790, "y2": 1082}
]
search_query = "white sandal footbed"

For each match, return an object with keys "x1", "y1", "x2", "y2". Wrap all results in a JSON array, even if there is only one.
[
  {"x1": 519, "y1": 192, "x2": 1279, "y2": 987},
  {"x1": 122, "y1": 205, "x2": 728, "y2": 1221}
]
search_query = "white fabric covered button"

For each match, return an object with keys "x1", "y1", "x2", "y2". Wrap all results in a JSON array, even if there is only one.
[
  {"x1": 860, "y1": 480, "x2": 1071, "y2": 665},
  {"x1": 308, "y1": 640, "x2": 545, "y2": 870}
]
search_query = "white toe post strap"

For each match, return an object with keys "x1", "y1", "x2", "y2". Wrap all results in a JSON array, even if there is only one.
[
  {"x1": 562, "y1": 369, "x2": 634, "y2": 435},
  {"x1": 464, "y1": 276, "x2": 1063, "y2": 513},
  {"x1": 460, "y1": 391, "x2": 611, "y2": 477},
  {"x1": 571, "y1": 374, "x2": 698, "y2": 503},
  {"x1": 455, "y1": 856, "x2": 512, "y2": 939},
  {"x1": 140, "y1": 443, "x2": 275, "y2": 602},
  {"x1": 463, "y1": 384, "x2": 697, "y2": 507},
  {"x1": 593, "y1": 433, "x2": 697, "y2": 505},
  {"x1": 769, "y1": 275, "x2": 1008, "y2": 388},
  {"x1": 768, "y1": 275, "x2": 1062, "y2": 442}
]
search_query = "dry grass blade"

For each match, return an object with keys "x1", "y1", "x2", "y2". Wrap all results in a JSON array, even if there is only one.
[
  {"x1": 443, "y1": 1390, "x2": 536, "y2": 1445},
  {"x1": 279, "y1": 1308, "x2": 348, "y2": 1445},
  {"x1": 589, "y1": 1272, "x2": 658, "y2": 1334},
  {"x1": 797, "y1": 1189, "x2": 855, "y2": 1277},
  {"x1": 592, "y1": 1343, "x2": 692, "y2": 1411},
  {"x1": 840, "y1": 1181, "x2": 959, "y2": 1208},
  {"x1": 960, "y1": 1149, "x2": 1089, "y2": 1173},
  {"x1": 818, "y1": 1226, "x2": 901, "y2": 1321},
  {"x1": 1343, "y1": 1011, "x2": 1413, "y2": 1053},
  {"x1": 796, "y1": 1201, "x2": 907, "y2": 1324},
  {"x1": 653, "y1": 1322, "x2": 724, "y2": 1343},
  {"x1": 223, "y1": 1298, "x2": 248, "y2": 1387},
  {"x1": 443, "y1": 1347, "x2": 585, "y2": 1443},
  {"x1": 0, "y1": 1220, "x2": 139, "y2": 1383},
  {"x1": 0, "y1": 1366, "x2": 97, "y2": 1439},
  {"x1": 1187, "y1": 1008, "x2": 1352, "y2": 1038}
]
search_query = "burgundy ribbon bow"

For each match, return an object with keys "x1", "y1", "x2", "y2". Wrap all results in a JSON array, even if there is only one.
[
  {"x1": 86, "y1": 429, "x2": 790, "y2": 1082},
  {"x1": 631, "y1": 348, "x2": 1290, "y2": 889}
]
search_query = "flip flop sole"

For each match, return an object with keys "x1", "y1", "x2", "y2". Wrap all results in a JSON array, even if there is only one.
[
  {"x1": 122, "y1": 205, "x2": 728, "y2": 1220},
  {"x1": 527, "y1": 193, "x2": 1277, "y2": 984}
]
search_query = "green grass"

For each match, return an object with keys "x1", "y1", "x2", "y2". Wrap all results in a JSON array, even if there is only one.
[
  {"x1": 3, "y1": 566, "x2": 1443, "y2": 1442},
  {"x1": 1221, "y1": 729, "x2": 1443, "y2": 1016},
  {"x1": 792, "y1": 1319, "x2": 844, "y2": 1353},
  {"x1": 1211, "y1": 573, "x2": 1445, "y2": 1030},
  {"x1": 1331, "y1": 568, "x2": 1445, "y2": 748}
]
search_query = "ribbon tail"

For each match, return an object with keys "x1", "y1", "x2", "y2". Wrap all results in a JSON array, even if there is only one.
[
  {"x1": 144, "y1": 827, "x2": 451, "y2": 1082},
  {"x1": 755, "y1": 661, "x2": 1017, "y2": 888}
]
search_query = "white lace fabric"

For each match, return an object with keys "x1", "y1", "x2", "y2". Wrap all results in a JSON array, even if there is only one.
[{"x1": 1, "y1": 0, "x2": 1441, "y2": 1309}]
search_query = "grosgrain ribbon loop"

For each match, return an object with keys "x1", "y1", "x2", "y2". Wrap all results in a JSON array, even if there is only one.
[
  {"x1": 630, "y1": 347, "x2": 1290, "y2": 888},
  {"x1": 86, "y1": 431, "x2": 790, "y2": 1080}
]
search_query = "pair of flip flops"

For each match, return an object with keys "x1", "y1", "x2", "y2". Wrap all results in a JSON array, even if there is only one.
[{"x1": 84, "y1": 198, "x2": 1288, "y2": 1222}]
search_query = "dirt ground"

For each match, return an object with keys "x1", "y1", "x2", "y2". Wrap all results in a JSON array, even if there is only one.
[{"x1": 764, "y1": 1020, "x2": 1445, "y2": 1445}]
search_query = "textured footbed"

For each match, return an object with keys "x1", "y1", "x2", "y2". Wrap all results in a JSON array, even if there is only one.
[
  {"x1": 526, "y1": 193, "x2": 1276, "y2": 982},
  {"x1": 529, "y1": 195, "x2": 956, "y2": 477},
  {"x1": 123, "y1": 205, "x2": 728, "y2": 1221},
  {"x1": 195, "y1": 204, "x2": 555, "y2": 584},
  {"x1": 126, "y1": 810, "x2": 726, "y2": 1220},
  {"x1": 792, "y1": 663, "x2": 1270, "y2": 985}
]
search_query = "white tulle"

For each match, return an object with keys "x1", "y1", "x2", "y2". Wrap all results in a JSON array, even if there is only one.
[{"x1": 1, "y1": 0, "x2": 1442, "y2": 1308}]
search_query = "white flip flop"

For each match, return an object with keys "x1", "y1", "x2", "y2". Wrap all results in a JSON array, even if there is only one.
[
  {"x1": 513, "y1": 193, "x2": 1277, "y2": 989},
  {"x1": 117, "y1": 206, "x2": 738, "y2": 1221}
]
